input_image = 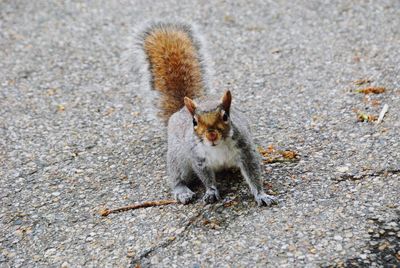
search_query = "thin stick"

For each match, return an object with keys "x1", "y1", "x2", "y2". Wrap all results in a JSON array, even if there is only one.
[
  {"x1": 376, "y1": 104, "x2": 389, "y2": 124},
  {"x1": 99, "y1": 199, "x2": 178, "y2": 216}
]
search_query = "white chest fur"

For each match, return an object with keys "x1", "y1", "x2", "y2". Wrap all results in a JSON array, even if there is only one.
[{"x1": 197, "y1": 138, "x2": 240, "y2": 171}]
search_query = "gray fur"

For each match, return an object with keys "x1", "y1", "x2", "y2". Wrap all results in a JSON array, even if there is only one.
[
  {"x1": 167, "y1": 107, "x2": 277, "y2": 206},
  {"x1": 134, "y1": 21, "x2": 277, "y2": 206}
]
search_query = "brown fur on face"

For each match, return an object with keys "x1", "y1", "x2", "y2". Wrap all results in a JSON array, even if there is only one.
[
  {"x1": 194, "y1": 108, "x2": 231, "y2": 144},
  {"x1": 186, "y1": 91, "x2": 232, "y2": 145}
]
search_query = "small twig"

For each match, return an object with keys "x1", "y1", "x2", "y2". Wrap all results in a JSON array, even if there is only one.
[
  {"x1": 99, "y1": 199, "x2": 178, "y2": 216},
  {"x1": 376, "y1": 103, "x2": 389, "y2": 124}
]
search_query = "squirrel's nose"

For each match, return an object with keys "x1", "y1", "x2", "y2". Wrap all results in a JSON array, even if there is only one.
[{"x1": 207, "y1": 130, "x2": 218, "y2": 142}]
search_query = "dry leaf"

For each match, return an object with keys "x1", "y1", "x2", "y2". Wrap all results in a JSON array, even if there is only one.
[
  {"x1": 355, "y1": 110, "x2": 377, "y2": 122},
  {"x1": 356, "y1": 87, "x2": 385, "y2": 94},
  {"x1": 279, "y1": 150, "x2": 298, "y2": 159},
  {"x1": 258, "y1": 145, "x2": 299, "y2": 163}
]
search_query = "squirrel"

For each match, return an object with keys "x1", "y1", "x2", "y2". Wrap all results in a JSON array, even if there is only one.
[{"x1": 135, "y1": 21, "x2": 277, "y2": 206}]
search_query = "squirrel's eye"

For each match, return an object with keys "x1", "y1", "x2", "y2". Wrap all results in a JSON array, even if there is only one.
[
  {"x1": 193, "y1": 118, "x2": 198, "y2": 127},
  {"x1": 222, "y1": 112, "x2": 229, "y2": 122}
]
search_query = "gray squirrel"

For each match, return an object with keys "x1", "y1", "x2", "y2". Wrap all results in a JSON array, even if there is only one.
[{"x1": 136, "y1": 21, "x2": 277, "y2": 206}]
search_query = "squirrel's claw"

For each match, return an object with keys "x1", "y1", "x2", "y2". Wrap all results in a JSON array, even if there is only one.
[
  {"x1": 255, "y1": 192, "x2": 278, "y2": 207},
  {"x1": 202, "y1": 188, "x2": 220, "y2": 204}
]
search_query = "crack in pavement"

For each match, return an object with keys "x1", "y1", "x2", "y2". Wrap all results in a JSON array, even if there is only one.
[
  {"x1": 335, "y1": 168, "x2": 400, "y2": 183},
  {"x1": 129, "y1": 208, "x2": 204, "y2": 268},
  {"x1": 128, "y1": 197, "x2": 275, "y2": 267}
]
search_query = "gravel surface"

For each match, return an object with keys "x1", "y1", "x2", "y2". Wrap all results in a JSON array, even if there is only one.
[{"x1": 1, "y1": 0, "x2": 399, "y2": 267}]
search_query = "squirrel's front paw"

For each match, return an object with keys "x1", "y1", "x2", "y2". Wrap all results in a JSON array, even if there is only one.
[
  {"x1": 176, "y1": 192, "x2": 195, "y2": 204},
  {"x1": 202, "y1": 187, "x2": 220, "y2": 204},
  {"x1": 173, "y1": 186, "x2": 195, "y2": 204},
  {"x1": 255, "y1": 192, "x2": 278, "y2": 207}
]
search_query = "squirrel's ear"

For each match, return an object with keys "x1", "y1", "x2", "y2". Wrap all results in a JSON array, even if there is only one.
[
  {"x1": 184, "y1": 97, "x2": 197, "y2": 115},
  {"x1": 221, "y1": 90, "x2": 232, "y2": 112}
]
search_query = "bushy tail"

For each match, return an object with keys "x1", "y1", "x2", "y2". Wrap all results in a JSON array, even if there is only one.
[{"x1": 138, "y1": 22, "x2": 208, "y2": 121}]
